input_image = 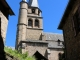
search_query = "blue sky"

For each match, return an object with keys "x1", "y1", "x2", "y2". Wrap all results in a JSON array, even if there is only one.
[{"x1": 6, "y1": 0, "x2": 69, "y2": 47}]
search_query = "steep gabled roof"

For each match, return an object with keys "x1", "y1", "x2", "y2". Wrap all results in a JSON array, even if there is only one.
[
  {"x1": 28, "y1": 0, "x2": 39, "y2": 8},
  {"x1": 43, "y1": 32, "x2": 63, "y2": 41},
  {"x1": 0, "y1": 0, "x2": 15, "y2": 15},
  {"x1": 48, "y1": 41, "x2": 63, "y2": 49},
  {"x1": 58, "y1": 0, "x2": 76, "y2": 29},
  {"x1": 43, "y1": 32, "x2": 64, "y2": 49}
]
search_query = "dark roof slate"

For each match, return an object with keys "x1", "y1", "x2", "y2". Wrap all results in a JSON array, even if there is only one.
[
  {"x1": 48, "y1": 41, "x2": 63, "y2": 49},
  {"x1": 43, "y1": 32, "x2": 64, "y2": 41},
  {"x1": 0, "y1": 0, "x2": 15, "y2": 15}
]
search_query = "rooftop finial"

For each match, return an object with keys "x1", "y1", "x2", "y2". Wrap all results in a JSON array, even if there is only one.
[
  {"x1": 22, "y1": 0, "x2": 26, "y2": 2},
  {"x1": 28, "y1": 0, "x2": 39, "y2": 8}
]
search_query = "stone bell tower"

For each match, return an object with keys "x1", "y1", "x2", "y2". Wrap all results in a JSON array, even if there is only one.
[
  {"x1": 15, "y1": 0, "x2": 43, "y2": 49},
  {"x1": 26, "y1": 0, "x2": 43, "y2": 40},
  {"x1": 15, "y1": 0, "x2": 28, "y2": 49}
]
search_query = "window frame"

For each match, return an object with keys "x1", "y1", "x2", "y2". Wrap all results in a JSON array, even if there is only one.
[
  {"x1": 28, "y1": 19, "x2": 33, "y2": 27},
  {"x1": 35, "y1": 19, "x2": 39, "y2": 27},
  {"x1": 32, "y1": 9, "x2": 35, "y2": 14}
]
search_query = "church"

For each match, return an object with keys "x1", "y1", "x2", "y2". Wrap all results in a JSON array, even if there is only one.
[{"x1": 15, "y1": 0, "x2": 64, "y2": 60}]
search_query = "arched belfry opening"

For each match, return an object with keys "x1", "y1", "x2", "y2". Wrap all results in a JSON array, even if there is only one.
[
  {"x1": 32, "y1": 9, "x2": 35, "y2": 14},
  {"x1": 28, "y1": 19, "x2": 33, "y2": 27},
  {"x1": 35, "y1": 19, "x2": 39, "y2": 27}
]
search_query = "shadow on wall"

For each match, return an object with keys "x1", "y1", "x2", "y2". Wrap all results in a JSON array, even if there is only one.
[
  {"x1": 0, "y1": 19, "x2": 7, "y2": 60},
  {"x1": 39, "y1": 34, "x2": 42, "y2": 40},
  {"x1": 33, "y1": 51, "x2": 48, "y2": 60},
  {"x1": 58, "y1": 53, "x2": 65, "y2": 60},
  {"x1": 44, "y1": 50, "x2": 48, "y2": 59}
]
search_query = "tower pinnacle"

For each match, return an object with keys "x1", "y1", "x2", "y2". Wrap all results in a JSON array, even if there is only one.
[
  {"x1": 28, "y1": 0, "x2": 39, "y2": 8},
  {"x1": 22, "y1": 0, "x2": 26, "y2": 2},
  {"x1": 15, "y1": 0, "x2": 28, "y2": 50}
]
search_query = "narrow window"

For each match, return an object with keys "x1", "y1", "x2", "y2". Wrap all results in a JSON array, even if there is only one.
[
  {"x1": 35, "y1": 19, "x2": 39, "y2": 27},
  {"x1": 38, "y1": 10, "x2": 40, "y2": 15},
  {"x1": 28, "y1": 19, "x2": 32, "y2": 27},
  {"x1": 32, "y1": 9, "x2": 35, "y2": 13}
]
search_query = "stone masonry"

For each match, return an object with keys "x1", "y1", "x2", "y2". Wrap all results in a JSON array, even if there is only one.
[
  {"x1": 48, "y1": 49, "x2": 63, "y2": 60},
  {"x1": 16, "y1": 0, "x2": 64, "y2": 60},
  {"x1": 0, "y1": 11, "x2": 8, "y2": 43},
  {"x1": 16, "y1": 1, "x2": 28, "y2": 49},
  {"x1": 22, "y1": 41, "x2": 48, "y2": 57},
  {"x1": 0, "y1": 0, "x2": 14, "y2": 60},
  {"x1": 58, "y1": 0, "x2": 80, "y2": 60}
]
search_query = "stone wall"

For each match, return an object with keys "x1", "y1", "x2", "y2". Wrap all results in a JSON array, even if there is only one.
[
  {"x1": 48, "y1": 49, "x2": 63, "y2": 60},
  {"x1": 26, "y1": 7, "x2": 43, "y2": 41},
  {"x1": 22, "y1": 42, "x2": 48, "y2": 58},
  {"x1": 62, "y1": 0, "x2": 80, "y2": 60},
  {"x1": 28, "y1": 8, "x2": 41, "y2": 17},
  {"x1": 0, "y1": 11, "x2": 8, "y2": 43},
  {"x1": 26, "y1": 29, "x2": 43, "y2": 40},
  {"x1": 0, "y1": 20, "x2": 7, "y2": 60}
]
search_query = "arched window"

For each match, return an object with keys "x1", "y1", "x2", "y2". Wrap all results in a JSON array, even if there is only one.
[
  {"x1": 35, "y1": 19, "x2": 39, "y2": 27},
  {"x1": 28, "y1": 19, "x2": 32, "y2": 27}
]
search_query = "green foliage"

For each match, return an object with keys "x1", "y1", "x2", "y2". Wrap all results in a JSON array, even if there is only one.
[{"x1": 4, "y1": 47, "x2": 35, "y2": 60}]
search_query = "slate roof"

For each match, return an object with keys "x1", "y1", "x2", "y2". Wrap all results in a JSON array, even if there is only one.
[
  {"x1": 48, "y1": 41, "x2": 63, "y2": 49},
  {"x1": 28, "y1": 0, "x2": 39, "y2": 8},
  {"x1": 25, "y1": 40, "x2": 64, "y2": 49},
  {"x1": 24, "y1": 40, "x2": 63, "y2": 49},
  {"x1": 43, "y1": 32, "x2": 64, "y2": 41},
  {"x1": 20, "y1": 32, "x2": 64, "y2": 49},
  {"x1": 43, "y1": 32, "x2": 64, "y2": 48}
]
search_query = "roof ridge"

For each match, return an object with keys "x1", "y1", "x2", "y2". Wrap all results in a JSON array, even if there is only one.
[{"x1": 43, "y1": 32, "x2": 63, "y2": 35}]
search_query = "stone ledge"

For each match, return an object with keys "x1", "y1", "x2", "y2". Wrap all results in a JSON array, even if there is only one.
[{"x1": 27, "y1": 28, "x2": 43, "y2": 30}]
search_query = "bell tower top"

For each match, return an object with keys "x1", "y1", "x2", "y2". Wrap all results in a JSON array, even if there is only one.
[
  {"x1": 28, "y1": 0, "x2": 39, "y2": 8},
  {"x1": 22, "y1": 0, "x2": 26, "y2": 2}
]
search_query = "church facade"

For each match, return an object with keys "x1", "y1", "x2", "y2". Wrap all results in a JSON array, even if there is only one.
[{"x1": 15, "y1": 0, "x2": 64, "y2": 60}]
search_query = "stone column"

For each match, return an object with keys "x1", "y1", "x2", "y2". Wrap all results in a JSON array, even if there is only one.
[
  {"x1": 16, "y1": 1, "x2": 28, "y2": 50},
  {"x1": 35, "y1": 9, "x2": 38, "y2": 14}
]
